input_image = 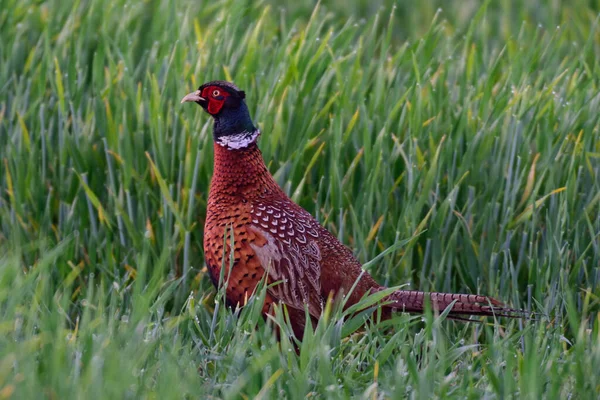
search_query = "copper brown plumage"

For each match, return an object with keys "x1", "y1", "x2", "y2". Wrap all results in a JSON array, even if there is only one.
[{"x1": 182, "y1": 81, "x2": 525, "y2": 339}]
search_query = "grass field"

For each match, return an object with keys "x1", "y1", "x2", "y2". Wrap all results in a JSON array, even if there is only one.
[{"x1": 1, "y1": 0, "x2": 600, "y2": 398}]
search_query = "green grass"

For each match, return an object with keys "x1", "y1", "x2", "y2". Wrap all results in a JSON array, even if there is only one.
[{"x1": 1, "y1": 0, "x2": 599, "y2": 397}]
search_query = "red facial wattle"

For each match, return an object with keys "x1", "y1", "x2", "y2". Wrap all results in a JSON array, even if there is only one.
[{"x1": 201, "y1": 85, "x2": 230, "y2": 115}]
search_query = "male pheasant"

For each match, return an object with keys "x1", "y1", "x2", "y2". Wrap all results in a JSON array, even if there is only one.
[{"x1": 181, "y1": 81, "x2": 524, "y2": 339}]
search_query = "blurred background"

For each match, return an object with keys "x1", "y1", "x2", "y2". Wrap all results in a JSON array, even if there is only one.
[{"x1": 0, "y1": 0, "x2": 599, "y2": 398}]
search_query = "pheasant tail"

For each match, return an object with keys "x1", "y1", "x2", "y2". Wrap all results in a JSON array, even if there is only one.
[{"x1": 386, "y1": 290, "x2": 526, "y2": 318}]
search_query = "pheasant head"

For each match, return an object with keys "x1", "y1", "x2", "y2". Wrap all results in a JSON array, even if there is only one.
[{"x1": 181, "y1": 80, "x2": 259, "y2": 150}]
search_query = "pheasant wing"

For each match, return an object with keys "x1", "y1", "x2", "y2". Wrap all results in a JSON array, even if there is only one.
[{"x1": 248, "y1": 199, "x2": 323, "y2": 317}]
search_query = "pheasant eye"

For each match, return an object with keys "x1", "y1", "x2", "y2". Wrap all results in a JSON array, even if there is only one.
[{"x1": 212, "y1": 89, "x2": 221, "y2": 97}]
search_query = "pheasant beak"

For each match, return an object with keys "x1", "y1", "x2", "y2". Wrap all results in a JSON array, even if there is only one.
[{"x1": 180, "y1": 90, "x2": 206, "y2": 104}]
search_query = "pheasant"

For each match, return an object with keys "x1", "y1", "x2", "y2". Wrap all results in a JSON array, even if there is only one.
[{"x1": 181, "y1": 81, "x2": 524, "y2": 339}]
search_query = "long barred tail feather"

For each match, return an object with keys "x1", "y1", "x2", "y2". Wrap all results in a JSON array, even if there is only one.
[{"x1": 386, "y1": 290, "x2": 528, "y2": 319}]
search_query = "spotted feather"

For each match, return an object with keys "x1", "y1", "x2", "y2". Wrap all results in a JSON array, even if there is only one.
[{"x1": 249, "y1": 200, "x2": 323, "y2": 317}]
